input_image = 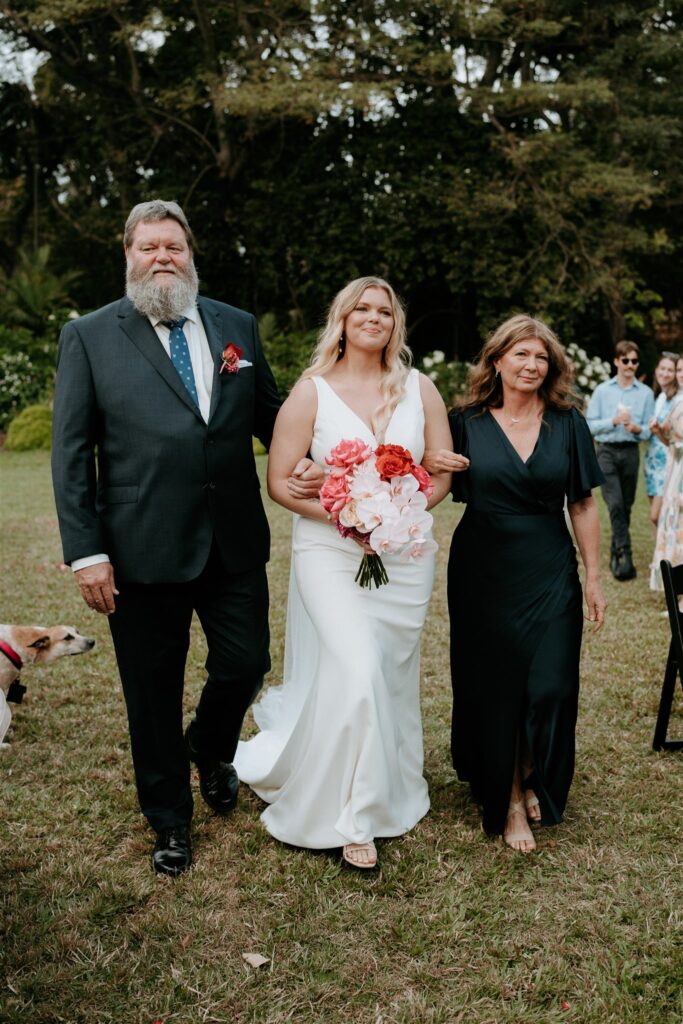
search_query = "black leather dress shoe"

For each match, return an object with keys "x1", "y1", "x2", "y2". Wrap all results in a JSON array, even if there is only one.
[
  {"x1": 610, "y1": 550, "x2": 619, "y2": 578},
  {"x1": 152, "y1": 826, "x2": 192, "y2": 876},
  {"x1": 185, "y1": 725, "x2": 239, "y2": 815},
  {"x1": 615, "y1": 547, "x2": 637, "y2": 581}
]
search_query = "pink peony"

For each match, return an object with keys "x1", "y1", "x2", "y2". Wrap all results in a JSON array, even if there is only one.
[
  {"x1": 326, "y1": 437, "x2": 374, "y2": 475},
  {"x1": 411, "y1": 463, "x2": 434, "y2": 497},
  {"x1": 339, "y1": 499, "x2": 362, "y2": 529},
  {"x1": 320, "y1": 473, "x2": 350, "y2": 516}
]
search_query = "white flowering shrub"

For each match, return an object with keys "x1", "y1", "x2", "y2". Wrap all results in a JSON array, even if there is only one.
[
  {"x1": 418, "y1": 350, "x2": 471, "y2": 407},
  {"x1": 0, "y1": 351, "x2": 51, "y2": 428},
  {"x1": 564, "y1": 342, "x2": 611, "y2": 394}
]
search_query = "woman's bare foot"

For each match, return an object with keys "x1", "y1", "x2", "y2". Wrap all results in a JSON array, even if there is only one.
[
  {"x1": 342, "y1": 841, "x2": 377, "y2": 869},
  {"x1": 504, "y1": 801, "x2": 536, "y2": 853},
  {"x1": 525, "y1": 789, "x2": 542, "y2": 822}
]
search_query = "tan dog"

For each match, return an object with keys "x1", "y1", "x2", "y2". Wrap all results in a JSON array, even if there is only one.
[{"x1": 0, "y1": 624, "x2": 96, "y2": 744}]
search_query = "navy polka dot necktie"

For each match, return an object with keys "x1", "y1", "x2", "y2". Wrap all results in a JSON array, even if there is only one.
[{"x1": 163, "y1": 318, "x2": 199, "y2": 407}]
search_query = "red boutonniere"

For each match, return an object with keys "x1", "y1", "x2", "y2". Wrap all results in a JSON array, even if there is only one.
[{"x1": 219, "y1": 342, "x2": 243, "y2": 374}]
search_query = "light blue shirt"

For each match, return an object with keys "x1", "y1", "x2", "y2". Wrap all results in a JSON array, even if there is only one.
[{"x1": 586, "y1": 376, "x2": 655, "y2": 443}]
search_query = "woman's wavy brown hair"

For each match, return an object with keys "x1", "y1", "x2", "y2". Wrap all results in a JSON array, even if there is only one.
[
  {"x1": 652, "y1": 353, "x2": 678, "y2": 400},
  {"x1": 460, "y1": 314, "x2": 581, "y2": 412}
]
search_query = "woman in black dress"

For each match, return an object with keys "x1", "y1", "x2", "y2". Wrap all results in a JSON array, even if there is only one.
[{"x1": 425, "y1": 315, "x2": 607, "y2": 852}]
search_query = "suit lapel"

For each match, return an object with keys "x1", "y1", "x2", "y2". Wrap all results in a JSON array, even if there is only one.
[
  {"x1": 117, "y1": 299, "x2": 204, "y2": 421},
  {"x1": 198, "y1": 298, "x2": 227, "y2": 423}
]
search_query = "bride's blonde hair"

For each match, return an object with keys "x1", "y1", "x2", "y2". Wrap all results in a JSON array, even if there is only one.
[{"x1": 300, "y1": 276, "x2": 412, "y2": 440}]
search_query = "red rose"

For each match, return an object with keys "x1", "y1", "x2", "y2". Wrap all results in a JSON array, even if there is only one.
[
  {"x1": 220, "y1": 342, "x2": 243, "y2": 374},
  {"x1": 374, "y1": 443, "x2": 414, "y2": 480}
]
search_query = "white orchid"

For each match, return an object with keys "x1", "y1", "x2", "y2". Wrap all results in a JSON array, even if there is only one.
[
  {"x1": 355, "y1": 490, "x2": 399, "y2": 532},
  {"x1": 348, "y1": 457, "x2": 386, "y2": 499},
  {"x1": 399, "y1": 497, "x2": 433, "y2": 539},
  {"x1": 369, "y1": 516, "x2": 412, "y2": 554},
  {"x1": 389, "y1": 473, "x2": 420, "y2": 508},
  {"x1": 398, "y1": 538, "x2": 439, "y2": 562}
]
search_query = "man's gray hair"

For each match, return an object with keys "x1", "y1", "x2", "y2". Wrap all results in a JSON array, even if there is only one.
[{"x1": 123, "y1": 200, "x2": 195, "y2": 250}]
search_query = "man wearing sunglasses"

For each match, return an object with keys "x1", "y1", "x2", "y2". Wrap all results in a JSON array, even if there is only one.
[{"x1": 587, "y1": 341, "x2": 655, "y2": 580}]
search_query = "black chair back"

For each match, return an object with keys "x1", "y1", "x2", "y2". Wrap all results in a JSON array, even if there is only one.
[{"x1": 653, "y1": 560, "x2": 683, "y2": 751}]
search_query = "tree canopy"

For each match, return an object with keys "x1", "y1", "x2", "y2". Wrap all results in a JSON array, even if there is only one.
[{"x1": 1, "y1": 0, "x2": 681, "y2": 361}]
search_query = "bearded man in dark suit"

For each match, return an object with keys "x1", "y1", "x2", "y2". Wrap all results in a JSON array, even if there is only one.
[{"x1": 52, "y1": 200, "x2": 321, "y2": 875}]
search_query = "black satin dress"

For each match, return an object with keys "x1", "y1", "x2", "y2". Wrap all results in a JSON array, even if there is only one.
[{"x1": 447, "y1": 406, "x2": 604, "y2": 835}]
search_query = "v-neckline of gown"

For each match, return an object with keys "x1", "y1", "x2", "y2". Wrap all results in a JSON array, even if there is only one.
[
  {"x1": 486, "y1": 408, "x2": 543, "y2": 467},
  {"x1": 317, "y1": 375, "x2": 380, "y2": 438}
]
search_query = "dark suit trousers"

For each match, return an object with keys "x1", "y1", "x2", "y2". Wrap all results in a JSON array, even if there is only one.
[
  {"x1": 108, "y1": 545, "x2": 269, "y2": 832},
  {"x1": 596, "y1": 442, "x2": 640, "y2": 554}
]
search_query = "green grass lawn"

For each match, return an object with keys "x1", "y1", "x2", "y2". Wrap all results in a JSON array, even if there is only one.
[{"x1": 0, "y1": 451, "x2": 681, "y2": 1024}]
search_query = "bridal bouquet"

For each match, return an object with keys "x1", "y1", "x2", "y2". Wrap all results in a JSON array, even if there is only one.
[{"x1": 319, "y1": 438, "x2": 438, "y2": 589}]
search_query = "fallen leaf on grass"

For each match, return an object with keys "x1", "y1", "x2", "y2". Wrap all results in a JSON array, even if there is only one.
[{"x1": 242, "y1": 952, "x2": 270, "y2": 968}]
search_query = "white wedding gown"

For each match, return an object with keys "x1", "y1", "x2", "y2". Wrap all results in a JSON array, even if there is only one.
[{"x1": 234, "y1": 369, "x2": 434, "y2": 848}]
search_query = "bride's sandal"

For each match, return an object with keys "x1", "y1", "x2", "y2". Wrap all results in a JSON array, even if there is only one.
[
  {"x1": 504, "y1": 801, "x2": 536, "y2": 853},
  {"x1": 342, "y1": 841, "x2": 378, "y2": 870},
  {"x1": 525, "y1": 790, "x2": 541, "y2": 823}
]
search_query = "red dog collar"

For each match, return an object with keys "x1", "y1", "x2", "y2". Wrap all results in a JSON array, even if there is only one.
[{"x1": 0, "y1": 640, "x2": 22, "y2": 671}]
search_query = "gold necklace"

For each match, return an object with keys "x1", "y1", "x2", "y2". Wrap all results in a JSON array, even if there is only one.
[{"x1": 505, "y1": 406, "x2": 542, "y2": 426}]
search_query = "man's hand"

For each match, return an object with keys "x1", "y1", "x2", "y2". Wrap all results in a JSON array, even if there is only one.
[
  {"x1": 75, "y1": 562, "x2": 119, "y2": 615},
  {"x1": 287, "y1": 457, "x2": 324, "y2": 499}
]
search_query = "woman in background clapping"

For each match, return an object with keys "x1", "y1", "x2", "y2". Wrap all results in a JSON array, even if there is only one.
[{"x1": 645, "y1": 352, "x2": 680, "y2": 534}]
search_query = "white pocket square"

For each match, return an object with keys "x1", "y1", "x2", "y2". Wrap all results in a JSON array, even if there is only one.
[{"x1": 237, "y1": 359, "x2": 253, "y2": 368}]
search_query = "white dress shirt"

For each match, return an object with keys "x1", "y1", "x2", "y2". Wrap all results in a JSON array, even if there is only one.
[{"x1": 71, "y1": 303, "x2": 214, "y2": 572}]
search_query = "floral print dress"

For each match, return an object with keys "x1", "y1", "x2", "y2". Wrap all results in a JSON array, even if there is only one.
[
  {"x1": 651, "y1": 397, "x2": 683, "y2": 589},
  {"x1": 645, "y1": 391, "x2": 676, "y2": 497}
]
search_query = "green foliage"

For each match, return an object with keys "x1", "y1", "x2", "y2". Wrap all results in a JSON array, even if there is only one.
[
  {"x1": 0, "y1": 1, "x2": 680, "y2": 365},
  {"x1": 260, "y1": 314, "x2": 318, "y2": 396},
  {"x1": 418, "y1": 350, "x2": 471, "y2": 408},
  {"x1": 0, "y1": 246, "x2": 80, "y2": 334},
  {"x1": 4, "y1": 403, "x2": 53, "y2": 450},
  {"x1": 0, "y1": 350, "x2": 52, "y2": 428}
]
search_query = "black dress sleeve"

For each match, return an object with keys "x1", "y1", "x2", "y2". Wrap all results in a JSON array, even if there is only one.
[
  {"x1": 448, "y1": 408, "x2": 471, "y2": 503},
  {"x1": 566, "y1": 406, "x2": 605, "y2": 504}
]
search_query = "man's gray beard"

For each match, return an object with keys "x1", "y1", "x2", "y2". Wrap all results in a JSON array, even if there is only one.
[{"x1": 126, "y1": 260, "x2": 199, "y2": 321}]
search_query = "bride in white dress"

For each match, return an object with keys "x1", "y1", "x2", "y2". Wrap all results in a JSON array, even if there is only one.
[{"x1": 234, "y1": 277, "x2": 453, "y2": 869}]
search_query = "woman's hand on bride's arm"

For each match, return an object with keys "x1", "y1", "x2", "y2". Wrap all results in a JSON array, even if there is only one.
[
  {"x1": 422, "y1": 449, "x2": 470, "y2": 474},
  {"x1": 287, "y1": 458, "x2": 324, "y2": 498}
]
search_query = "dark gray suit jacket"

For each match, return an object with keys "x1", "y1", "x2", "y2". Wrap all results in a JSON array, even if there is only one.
[{"x1": 51, "y1": 296, "x2": 281, "y2": 583}]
